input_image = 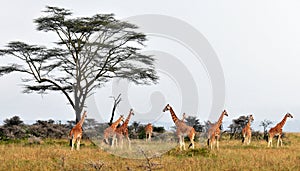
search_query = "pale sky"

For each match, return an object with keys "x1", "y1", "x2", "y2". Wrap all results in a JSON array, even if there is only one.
[{"x1": 0, "y1": 0, "x2": 299, "y2": 131}]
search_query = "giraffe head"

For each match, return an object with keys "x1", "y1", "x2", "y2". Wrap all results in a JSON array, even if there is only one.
[
  {"x1": 163, "y1": 104, "x2": 171, "y2": 112},
  {"x1": 82, "y1": 111, "x2": 87, "y2": 119},
  {"x1": 223, "y1": 110, "x2": 228, "y2": 117},
  {"x1": 129, "y1": 108, "x2": 134, "y2": 116},
  {"x1": 286, "y1": 113, "x2": 293, "y2": 118},
  {"x1": 249, "y1": 114, "x2": 254, "y2": 121},
  {"x1": 120, "y1": 115, "x2": 125, "y2": 121}
]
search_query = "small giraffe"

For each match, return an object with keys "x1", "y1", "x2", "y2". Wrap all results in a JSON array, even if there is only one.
[
  {"x1": 268, "y1": 113, "x2": 293, "y2": 147},
  {"x1": 145, "y1": 123, "x2": 153, "y2": 142},
  {"x1": 242, "y1": 114, "x2": 254, "y2": 145},
  {"x1": 163, "y1": 104, "x2": 195, "y2": 150},
  {"x1": 207, "y1": 110, "x2": 228, "y2": 150},
  {"x1": 115, "y1": 109, "x2": 134, "y2": 149},
  {"x1": 103, "y1": 115, "x2": 124, "y2": 147},
  {"x1": 69, "y1": 111, "x2": 87, "y2": 151}
]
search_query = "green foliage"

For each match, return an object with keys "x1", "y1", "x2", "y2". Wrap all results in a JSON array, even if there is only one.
[
  {"x1": 0, "y1": 116, "x2": 71, "y2": 141},
  {"x1": 166, "y1": 147, "x2": 214, "y2": 158},
  {"x1": 3, "y1": 116, "x2": 24, "y2": 127},
  {"x1": 153, "y1": 126, "x2": 165, "y2": 133},
  {"x1": 185, "y1": 116, "x2": 204, "y2": 132}
]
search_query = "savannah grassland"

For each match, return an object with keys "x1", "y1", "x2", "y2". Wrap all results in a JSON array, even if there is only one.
[{"x1": 0, "y1": 133, "x2": 300, "y2": 171}]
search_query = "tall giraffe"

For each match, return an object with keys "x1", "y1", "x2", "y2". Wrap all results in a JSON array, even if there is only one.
[
  {"x1": 145, "y1": 123, "x2": 153, "y2": 142},
  {"x1": 163, "y1": 104, "x2": 195, "y2": 150},
  {"x1": 115, "y1": 109, "x2": 134, "y2": 149},
  {"x1": 69, "y1": 111, "x2": 87, "y2": 151},
  {"x1": 242, "y1": 114, "x2": 254, "y2": 145},
  {"x1": 207, "y1": 110, "x2": 228, "y2": 150},
  {"x1": 103, "y1": 115, "x2": 124, "y2": 147},
  {"x1": 268, "y1": 113, "x2": 293, "y2": 147}
]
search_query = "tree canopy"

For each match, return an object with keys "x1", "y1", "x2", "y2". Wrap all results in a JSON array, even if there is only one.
[{"x1": 0, "y1": 6, "x2": 158, "y2": 122}]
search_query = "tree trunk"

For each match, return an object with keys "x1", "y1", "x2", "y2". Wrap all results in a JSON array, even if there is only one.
[
  {"x1": 74, "y1": 94, "x2": 83, "y2": 123},
  {"x1": 109, "y1": 105, "x2": 117, "y2": 125},
  {"x1": 75, "y1": 107, "x2": 82, "y2": 123},
  {"x1": 109, "y1": 93, "x2": 121, "y2": 125}
]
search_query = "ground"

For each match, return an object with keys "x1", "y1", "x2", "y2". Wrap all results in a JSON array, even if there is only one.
[{"x1": 0, "y1": 133, "x2": 299, "y2": 170}]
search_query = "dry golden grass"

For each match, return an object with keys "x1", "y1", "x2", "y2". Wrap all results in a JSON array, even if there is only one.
[{"x1": 0, "y1": 133, "x2": 300, "y2": 170}]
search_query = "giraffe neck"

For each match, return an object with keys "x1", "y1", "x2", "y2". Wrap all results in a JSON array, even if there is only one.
[
  {"x1": 111, "y1": 117, "x2": 123, "y2": 129},
  {"x1": 123, "y1": 112, "x2": 133, "y2": 127},
  {"x1": 246, "y1": 117, "x2": 252, "y2": 127},
  {"x1": 216, "y1": 112, "x2": 225, "y2": 127},
  {"x1": 277, "y1": 115, "x2": 288, "y2": 128},
  {"x1": 169, "y1": 107, "x2": 179, "y2": 124},
  {"x1": 78, "y1": 112, "x2": 87, "y2": 127}
]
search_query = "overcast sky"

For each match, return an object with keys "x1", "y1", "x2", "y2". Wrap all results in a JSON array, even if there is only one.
[{"x1": 0, "y1": 0, "x2": 299, "y2": 131}]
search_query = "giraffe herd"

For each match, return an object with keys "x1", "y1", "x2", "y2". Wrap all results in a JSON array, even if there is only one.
[{"x1": 69, "y1": 105, "x2": 294, "y2": 151}]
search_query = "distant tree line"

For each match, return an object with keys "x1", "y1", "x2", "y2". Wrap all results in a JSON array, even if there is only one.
[
  {"x1": 0, "y1": 116, "x2": 72, "y2": 140},
  {"x1": 0, "y1": 116, "x2": 167, "y2": 141},
  {"x1": 0, "y1": 115, "x2": 275, "y2": 142}
]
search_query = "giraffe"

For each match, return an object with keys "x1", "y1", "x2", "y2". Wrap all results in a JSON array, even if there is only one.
[
  {"x1": 145, "y1": 123, "x2": 153, "y2": 142},
  {"x1": 163, "y1": 104, "x2": 195, "y2": 150},
  {"x1": 242, "y1": 114, "x2": 254, "y2": 145},
  {"x1": 103, "y1": 115, "x2": 124, "y2": 147},
  {"x1": 69, "y1": 111, "x2": 87, "y2": 151},
  {"x1": 268, "y1": 113, "x2": 293, "y2": 147},
  {"x1": 115, "y1": 109, "x2": 134, "y2": 149},
  {"x1": 207, "y1": 110, "x2": 228, "y2": 150}
]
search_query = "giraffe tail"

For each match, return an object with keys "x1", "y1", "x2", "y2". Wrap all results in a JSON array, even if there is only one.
[
  {"x1": 242, "y1": 136, "x2": 245, "y2": 143},
  {"x1": 188, "y1": 143, "x2": 193, "y2": 149},
  {"x1": 69, "y1": 129, "x2": 73, "y2": 146},
  {"x1": 207, "y1": 139, "x2": 210, "y2": 146},
  {"x1": 69, "y1": 129, "x2": 73, "y2": 138}
]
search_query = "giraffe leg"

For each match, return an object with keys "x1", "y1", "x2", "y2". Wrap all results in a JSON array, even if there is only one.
[
  {"x1": 209, "y1": 138, "x2": 213, "y2": 150},
  {"x1": 268, "y1": 137, "x2": 273, "y2": 147},
  {"x1": 216, "y1": 136, "x2": 220, "y2": 150},
  {"x1": 182, "y1": 137, "x2": 186, "y2": 150},
  {"x1": 242, "y1": 134, "x2": 245, "y2": 144},
  {"x1": 76, "y1": 138, "x2": 81, "y2": 150},
  {"x1": 179, "y1": 136, "x2": 183, "y2": 150},
  {"x1": 71, "y1": 138, "x2": 75, "y2": 151},
  {"x1": 112, "y1": 135, "x2": 116, "y2": 148},
  {"x1": 277, "y1": 135, "x2": 283, "y2": 147},
  {"x1": 127, "y1": 136, "x2": 131, "y2": 150},
  {"x1": 277, "y1": 135, "x2": 280, "y2": 147},
  {"x1": 248, "y1": 134, "x2": 251, "y2": 145},
  {"x1": 104, "y1": 138, "x2": 109, "y2": 145},
  {"x1": 188, "y1": 134, "x2": 195, "y2": 149}
]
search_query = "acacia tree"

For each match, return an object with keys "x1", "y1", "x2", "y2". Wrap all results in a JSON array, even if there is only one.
[
  {"x1": 185, "y1": 116, "x2": 203, "y2": 132},
  {"x1": 260, "y1": 119, "x2": 273, "y2": 133},
  {"x1": 0, "y1": 6, "x2": 158, "y2": 123}
]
